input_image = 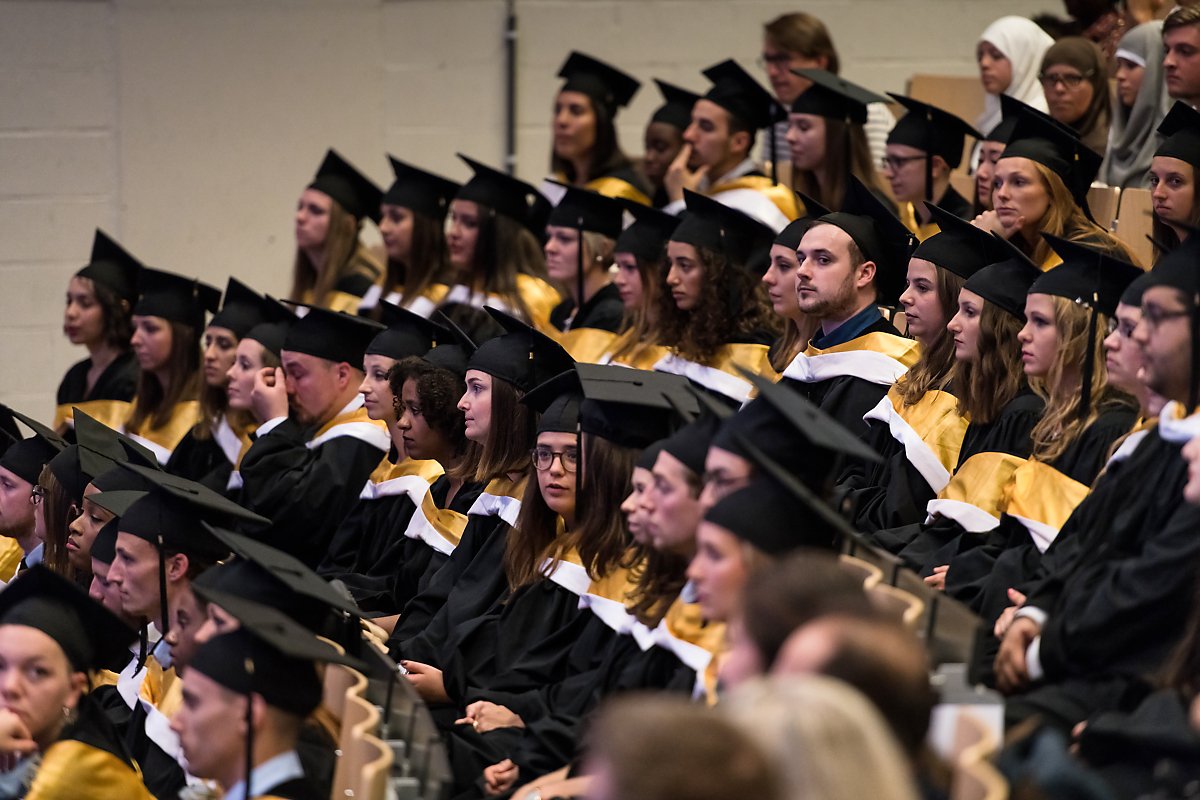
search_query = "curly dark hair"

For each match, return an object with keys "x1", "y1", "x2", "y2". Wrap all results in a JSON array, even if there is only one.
[
  {"x1": 656, "y1": 245, "x2": 780, "y2": 363},
  {"x1": 89, "y1": 277, "x2": 134, "y2": 351},
  {"x1": 387, "y1": 356, "x2": 467, "y2": 457}
]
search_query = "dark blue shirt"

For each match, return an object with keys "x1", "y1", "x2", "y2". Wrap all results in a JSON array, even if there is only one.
[{"x1": 810, "y1": 304, "x2": 883, "y2": 350}]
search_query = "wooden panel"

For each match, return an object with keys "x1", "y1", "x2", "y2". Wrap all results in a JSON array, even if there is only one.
[
  {"x1": 1087, "y1": 186, "x2": 1121, "y2": 232},
  {"x1": 907, "y1": 74, "x2": 987, "y2": 183},
  {"x1": 1114, "y1": 187, "x2": 1155, "y2": 268}
]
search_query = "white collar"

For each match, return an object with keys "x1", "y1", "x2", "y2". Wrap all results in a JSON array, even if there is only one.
[{"x1": 222, "y1": 750, "x2": 304, "y2": 800}]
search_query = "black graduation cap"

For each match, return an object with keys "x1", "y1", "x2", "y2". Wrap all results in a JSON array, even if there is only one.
[
  {"x1": 671, "y1": 190, "x2": 777, "y2": 272},
  {"x1": 546, "y1": 182, "x2": 626, "y2": 238},
  {"x1": 913, "y1": 203, "x2": 1009, "y2": 281},
  {"x1": 208, "y1": 277, "x2": 273, "y2": 339},
  {"x1": 1155, "y1": 101, "x2": 1200, "y2": 168},
  {"x1": 887, "y1": 94, "x2": 980, "y2": 170},
  {"x1": 1001, "y1": 108, "x2": 1102, "y2": 213},
  {"x1": 187, "y1": 593, "x2": 364, "y2": 798},
  {"x1": 576, "y1": 364, "x2": 698, "y2": 448},
  {"x1": 716, "y1": 368, "x2": 882, "y2": 486},
  {"x1": 383, "y1": 156, "x2": 461, "y2": 220},
  {"x1": 657, "y1": 396, "x2": 730, "y2": 477},
  {"x1": 74, "y1": 410, "x2": 158, "y2": 480},
  {"x1": 1035, "y1": 234, "x2": 1144, "y2": 417},
  {"x1": 1120, "y1": 270, "x2": 1153, "y2": 307},
  {"x1": 422, "y1": 311, "x2": 477, "y2": 379},
  {"x1": 1144, "y1": 233, "x2": 1200, "y2": 408},
  {"x1": 90, "y1": 518, "x2": 119, "y2": 567},
  {"x1": 0, "y1": 406, "x2": 67, "y2": 486},
  {"x1": 815, "y1": 177, "x2": 917, "y2": 306},
  {"x1": 650, "y1": 78, "x2": 701, "y2": 130},
  {"x1": 0, "y1": 565, "x2": 137, "y2": 671},
  {"x1": 774, "y1": 215, "x2": 814, "y2": 251},
  {"x1": 282, "y1": 304, "x2": 385, "y2": 366},
  {"x1": 366, "y1": 301, "x2": 451, "y2": 360},
  {"x1": 987, "y1": 95, "x2": 1056, "y2": 144},
  {"x1": 1035, "y1": 235, "x2": 1143, "y2": 318},
  {"x1": 614, "y1": 199, "x2": 680, "y2": 262},
  {"x1": 788, "y1": 69, "x2": 889, "y2": 124},
  {"x1": 308, "y1": 149, "x2": 383, "y2": 224},
  {"x1": 47, "y1": 445, "x2": 87, "y2": 504},
  {"x1": 700, "y1": 59, "x2": 780, "y2": 131},
  {"x1": 465, "y1": 307, "x2": 576, "y2": 393},
  {"x1": 198, "y1": 523, "x2": 362, "y2": 627},
  {"x1": 961, "y1": 236, "x2": 1042, "y2": 321},
  {"x1": 456, "y1": 154, "x2": 551, "y2": 236},
  {"x1": 523, "y1": 371, "x2": 584, "y2": 435},
  {"x1": 243, "y1": 295, "x2": 297, "y2": 358},
  {"x1": 704, "y1": 434, "x2": 855, "y2": 554},
  {"x1": 133, "y1": 267, "x2": 221, "y2": 332},
  {"x1": 75, "y1": 229, "x2": 143, "y2": 304},
  {"x1": 557, "y1": 51, "x2": 641, "y2": 117}
]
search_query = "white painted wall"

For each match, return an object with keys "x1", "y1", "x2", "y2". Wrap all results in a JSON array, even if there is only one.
[{"x1": 1, "y1": 0, "x2": 1050, "y2": 417}]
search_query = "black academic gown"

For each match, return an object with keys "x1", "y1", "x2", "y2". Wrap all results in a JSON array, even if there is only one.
[
  {"x1": 54, "y1": 350, "x2": 139, "y2": 435},
  {"x1": 941, "y1": 401, "x2": 1138, "y2": 617},
  {"x1": 236, "y1": 417, "x2": 388, "y2": 569},
  {"x1": 164, "y1": 416, "x2": 245, "y2": 493},
  {"x1": 29, "y1": 695, "x2": 153, "y2": 800},
  {"x1": 937, "y1": 186, "x2": 973, "y2": 220},
  {"x1": 834, "y1": 384, "x2": 968, "y2": 533},
  {"x1": 990, "y1": 421, "x2": 1200, "y2": 728},
  {"x1": 868, "y1": 388, "x2": 1044, "y2": 567},
  {"x1": 1078, "y1": 689, "x2": 1200, "y2": 800},
  {"x1": 253, "y1": 776, "x2": 326, "y2": 800},
  {"x1": 780, "y1": 316, "x2": 915, "y2": 442},
  {"x1": 549, "y1": 283, "x2": 625, "y2": 334},
  {"x1": 320, "y1": 474, "x2": 483, "y2": 614},
  {"x1": 388, "y1": 477, "x2": 525, "y2": 663}
]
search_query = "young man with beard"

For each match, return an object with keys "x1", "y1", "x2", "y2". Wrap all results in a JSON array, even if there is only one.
[{"x1": 779, "y1": 178, "x2": 920, "y2": 443}]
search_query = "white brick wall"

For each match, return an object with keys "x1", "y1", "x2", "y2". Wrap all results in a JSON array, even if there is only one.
[{"x1": 1, "y1": 0, "x2": 1048, "y2": 420}]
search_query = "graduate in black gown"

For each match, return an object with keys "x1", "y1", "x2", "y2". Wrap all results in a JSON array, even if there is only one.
[
  {"x1": 869, "y1": 242, "x2": 1045, "y2": 566},
  {"x1": 0, "y1": 566, "x2": 154, "y2": 800},
  {"x1": 387, "y1": 308, "x2": 574, "y2": 663},
  {"x1": 174, "y1": 594, "x2": 360, "y2": 800},
  {"x1": 882, "y1": 95, "x2": 979, "y2": 240},
  {"x1": 166, "y1": 278, "x2": 276, "y2": 491},
  {"x1": 780, "y1": 176, "x2": 920, "y2": 441},
  {"x1": 56, "y1": 229, "x2": 142, "y2": 436},
  {"x1": 316, "y1": 304, "x2": 464, "y2": 612},
  {"x1": 235, "y1": 307, "x2": 390, "y2": 568},
  {"x1": 545, "y1": 184, "x2": 627, "y2": 337},
  {"x1": 643, "y1": 80, "x2": 699, "y2": 209},
  {"x1": 990, "y1": 235, "x2": 1200, "y2": 730},
  {"x1": 653, "y1": 190, "x2": 780, "y2": 406},
  {"x1": 931, "y1": 237, "x2": 1141, "y2": 613}
]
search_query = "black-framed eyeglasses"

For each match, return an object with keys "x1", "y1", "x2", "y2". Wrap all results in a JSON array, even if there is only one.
[
  {"x1": 1142, "y1": 304, "x2": 1191, "y2": 329},
  {"x1": 881, "y1": 154, "x2": 928, "y2": 171},
  {"x1": 1037, "y1": 70, "x2": 1092, "y2": 89},
  {"x1": 532, "y1": 447, "x2": 578, "y2": 473},
  {"x1": 29, "y1": 486, "x2": 45, "y2": 506}
]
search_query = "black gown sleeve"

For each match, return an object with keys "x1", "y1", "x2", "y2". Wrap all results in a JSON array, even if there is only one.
[{"x1": 236, "y1": 419, "x2": 386, "y2": 568}]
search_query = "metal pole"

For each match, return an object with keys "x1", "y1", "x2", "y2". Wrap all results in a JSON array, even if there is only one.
[{"x1": 504, "y1": 0, "x2": 517, "y2": 176}]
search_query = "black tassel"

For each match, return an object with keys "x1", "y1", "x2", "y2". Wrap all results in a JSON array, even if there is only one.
[{"x1": 1078, "y1": 305, "x2": 1098, "y2": 420}]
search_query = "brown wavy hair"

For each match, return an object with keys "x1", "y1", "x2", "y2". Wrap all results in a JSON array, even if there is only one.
[
  {"x1": 467, "y1": 376, "x2": 534, "y2": 484},
  {"x1": 126, "y1": 321, "x2": 202, "y2": 435},
  {"x1": 550, "y1": 91, "x2": 637, "y2": 186},
  {"x1": 952, "y1": 303, "x2": 1026, "y2": 423},
  {"x1": 82, "y1": 277, "x2": 134, "y2": 352},
  {"x1": 387, "y1": 356, "x2": 468, "y2": 459},
  {"x1": 656, "y1": 246, "x2": 780, "y2": 364},
  {"x1": 37, "y1": 464, "x2": 77, "y2": 582},
  {"x1": 1028, "y1": 297, "x2": 1129, "y2": 463},
  {"x1": 895, "y1": 268, "x2": 965, "y2": 406},
  {"x1": 610, "y1": 252, "x2": 665, "y2": 363}
]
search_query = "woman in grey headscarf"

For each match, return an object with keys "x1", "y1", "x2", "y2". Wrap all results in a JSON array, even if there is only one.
[{"x1": 1101, "y1": 21, "x2": 1170, "y2": 188}]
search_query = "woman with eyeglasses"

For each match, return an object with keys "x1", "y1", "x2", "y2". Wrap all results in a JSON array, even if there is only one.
[{"x1": 1039, "y1": 37, "x2": 1111, "y2": 155}]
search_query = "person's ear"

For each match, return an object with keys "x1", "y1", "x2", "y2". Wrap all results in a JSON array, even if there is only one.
[{"x1": 856, "y1": 259, "x2": 877, "y2": 290}]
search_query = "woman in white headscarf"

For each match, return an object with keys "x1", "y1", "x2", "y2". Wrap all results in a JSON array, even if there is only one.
[
  {"x1": 1102, "y1": 21, "x2": 1170, "y2": 189},
  {"x1": 975, "y1": 16, "x2": 1055, "y2": 135}
]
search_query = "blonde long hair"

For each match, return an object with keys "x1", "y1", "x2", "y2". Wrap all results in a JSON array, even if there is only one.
[
  {"x1": 1028, "y1": 296, "x2": 1126, "y2": 463},
  {"x1": 1020, "y1": 163, "x2": 1140, "y2": 268},
  {"x1": 724, "y1": 675, "x2": 921, "y2": 800}
]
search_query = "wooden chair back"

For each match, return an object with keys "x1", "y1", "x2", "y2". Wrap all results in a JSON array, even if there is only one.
[
  {"x1": 868, "y1": 583, "x2": 926, "y2": 631},
  {"x1": 838, "y1": 553, "x2": 884, "y2": 590},
  {"x1": 354, "y1": 733, "x2": 394, "y2": 800},
  {"x1": 1114, "y1": 187, "x2": 1155, "y2": 268},
  {"x1": 1087, "y1": 186, "x2": 1121, "y2": 231},
  {"x1": 950, "y1": 758, "x2": 1008, "y2": 800},
  {"x1": 333, "y1": 692, "x2": 380, "y2": 795}
]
